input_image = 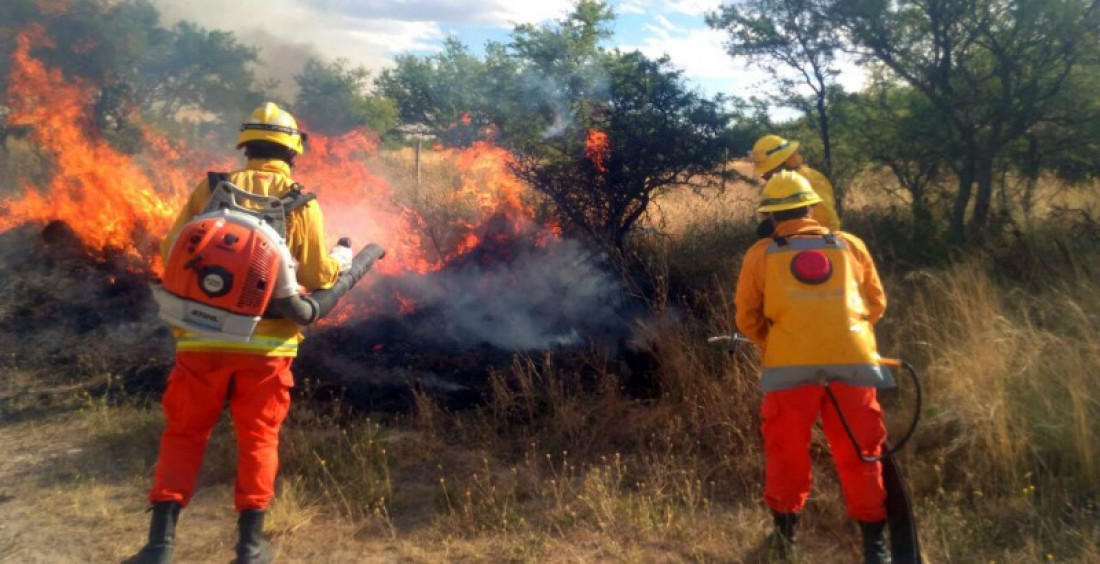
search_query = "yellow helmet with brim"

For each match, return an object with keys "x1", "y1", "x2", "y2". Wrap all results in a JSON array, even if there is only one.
[
  {"x1": 750, "y1": 134, "x2": 799, "y2": 176},
  {"x1": 236, "y1": 102, "x2": 307, "y2": 155},
  {"x1": 757, "y1": 170, "x2": 822, "y2": 213}
]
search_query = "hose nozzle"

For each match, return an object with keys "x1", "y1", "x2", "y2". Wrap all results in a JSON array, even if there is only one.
[{"x1": 271, "y1": 243, "x2": 385, "y2": 325}]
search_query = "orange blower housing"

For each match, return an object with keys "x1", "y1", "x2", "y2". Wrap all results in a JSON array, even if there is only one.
[
  {"x1": 153, "y1": 209, "x2": 298, "y2": 341},
  {"x1": 162, "y1": 214, "x2": 282, "y2": 315}
]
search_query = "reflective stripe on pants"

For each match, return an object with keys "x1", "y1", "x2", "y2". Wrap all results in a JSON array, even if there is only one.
[
  {"x1": 149, "y1": 351, "x2": 293, "y2": 511},
  {"x1": 761, "y1": 382, "x2": 887, "y2": 522}
]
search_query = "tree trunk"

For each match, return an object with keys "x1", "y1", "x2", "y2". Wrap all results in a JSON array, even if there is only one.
[
  {"x1": 951, "y1": 154, "x2": 975, "y2": 245},
  {"x1": 1020, "y1": 135, "x2": 1041, "y2": 225},
  {"x1": 970, "y1": 148, "x2": 995, "y2": 236},
  {"x1": 816, "y1": 92, "x2": 840, "y2": 215},
  {"x1": 911, "y1": 184, "x2": 927, "y2": 226}
]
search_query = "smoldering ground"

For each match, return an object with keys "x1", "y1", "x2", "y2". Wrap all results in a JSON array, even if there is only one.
[
  {"x1": 342, "y1": 236, "x2": 628, "y2": 351},
  {"x1": 296, "y1": 217, "x2": 640, "y2": 410},
  {"x1": 1, "y1": 219, "x2": 641, "y2": 411}
]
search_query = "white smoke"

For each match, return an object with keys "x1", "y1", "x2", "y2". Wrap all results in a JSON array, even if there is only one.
[
  {"x1": 148, "y1": 0, "x2": 580, "y2": 99},
  {"x1": 514, "y1": 68, "x2": 612, "y2": 139},
  {"x1": 352, "y1": 237, "x2": 628, "y2": 351}
]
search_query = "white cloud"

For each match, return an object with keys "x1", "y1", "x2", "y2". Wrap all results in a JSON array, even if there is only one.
[
  {"x1": 152, "y1": 0, "x2": 575, "y2": 31},
  {"x1": 489, "y1": 2, "x2": 581, "y2": 24},
  {"x1": 320, "y1": 0, "x2": 576, "y2": 26},
  {"x1": 625, "y1": 5, "x2": 866, "y2": 100},
  {"x1": 152, "y1": 1, "x2": 448, "y2": 59},
  {"x1": 652, "y1": 14, "x2": 682, "y2": 34},
  {"x1": 620, "y1": 23, "x2": 773, "y2": 99},
  {"x1": 664, "y1": 0, "x2": 723, "y2": 16},
  {"x1": 617, "y1": 0, "x2": 649, "y2": 15},
  {"x1": 616, "y1": 0, "x2": 720, "y2": 17}
]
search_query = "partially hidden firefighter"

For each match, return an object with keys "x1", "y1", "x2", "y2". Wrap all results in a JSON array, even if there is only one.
[
  {"x1": 749, "y1": 134, "x2": 841, "y2": 234},
  {"x1": 131, "y1": 102, "x2": 365, "y2": 564},
  {"x1": 734, "y1": 170, "x2": 894, "y2": 563}
]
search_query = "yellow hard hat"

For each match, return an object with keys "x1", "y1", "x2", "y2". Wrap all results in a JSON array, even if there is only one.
[
  {"x1": 749, "y1": 134, "x2": 799, "y2": 176},
  {"x1": 757, "y1": 170, "x2": 822, "y2": 213},
  {"x1": 236, "y1": 102, "x2": 306, "y2": 155}
]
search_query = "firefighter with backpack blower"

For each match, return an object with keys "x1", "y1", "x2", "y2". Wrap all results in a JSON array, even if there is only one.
[
  {"x1": 130, "y1": 102, "x2": 384, "y2": 564},
  {"x1": 734, "y1": 170, "x2": 901, "y2": 563}
]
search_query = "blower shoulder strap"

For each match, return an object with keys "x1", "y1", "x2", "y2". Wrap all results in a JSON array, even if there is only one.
[
  {"x1": 205, "y1": 171, "x2": 317, "y2": 216},
  {"x1": 280, "y1": 182, "x2": 317, "y2": 214},
  {"x1": 207, "y1": 171, "x2": 231, "y2": 192}
]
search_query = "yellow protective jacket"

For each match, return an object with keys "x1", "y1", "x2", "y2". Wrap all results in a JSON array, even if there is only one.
[
  {"x1": 734, "y1": 218, "x2": 891, "y2": 391},
  {"x1": 796, "y1": 165, "x2": 841, "y2": 232},
  {"x1": 160, "y1": 159, "x2": 341, "y2": 356}
]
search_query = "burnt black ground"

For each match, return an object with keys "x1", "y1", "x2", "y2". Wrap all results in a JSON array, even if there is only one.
[{"x1": 0, "y1": 221, "x2": 654, "y2": 415}]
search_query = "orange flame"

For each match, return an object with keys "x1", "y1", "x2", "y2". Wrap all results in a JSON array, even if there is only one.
[
  {"x1": 1, "y1": 24, "x2": 558, "y2": 325},
  {"x1": 0, "y1": 25, "x2": 216, "y2": 272},
  {"x1": 293, "y1": 129, "x2": 433, "y2": 277},
  {"x1": 585, "y1": 128, "x2": 609, "y2": 174}
]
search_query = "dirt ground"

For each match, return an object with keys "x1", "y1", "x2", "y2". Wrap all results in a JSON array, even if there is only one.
[
  {"x1": 0, "y1": 409, "x2": 754, "y2": 564},
  {"x1": 0, "y1": 411, "x2": 456, "y2": 563}
]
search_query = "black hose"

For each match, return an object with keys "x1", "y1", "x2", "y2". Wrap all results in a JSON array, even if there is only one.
[
  {"x1": 272, "y1": 243, "x2": 385, "y2": 325},
  {"x1": 824, "y1": 360, "x2": 922, "y2": 463}
]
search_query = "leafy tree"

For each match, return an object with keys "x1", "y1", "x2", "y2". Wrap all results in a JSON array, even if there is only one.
[
  {"x1": 294, "y1": 58, "x2": 397, "y2": 137},
  {"x1": 845, "y1": 78, "x2": 955, "y2": 230},
  {"x1": 707, "y1": 0, "x2": 846, "y2": 207},
  {"x1": 133, "y1": 21, "x2": 263, "y2": 125},
  {"x1": 830, "y1": 0, "x2": 1100, "y2": 242},
  {"x1": 494, "y1": 1, "x2": 736, "y2": 253},
  {"x1": 506, "y1": 50, "x2": 735, "y2": 252},
  {"x1": 375, "y1": 37, "x2": 492, "y2": 144},
  {"x1": 999, "y1": 47, "x2": 1100, "y2": 219},
  {"x1": 27, "y1": 0, "x2": 163, "y2": 84},
  {"x1": 0, "y1": 0, "x2": 267, "y2": 150},
  {"x1": 0, "y1": 0, "x2": 163, "y2": 149}
]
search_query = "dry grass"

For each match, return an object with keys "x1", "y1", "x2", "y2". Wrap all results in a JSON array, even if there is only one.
[{"x1": 2, "y1": 150, "x2": 1099, "y2": 562}]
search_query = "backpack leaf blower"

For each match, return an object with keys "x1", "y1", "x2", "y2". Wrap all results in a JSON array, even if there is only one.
[{"x1": 152, "y1": 174, "x2": 385, "y2": 341}]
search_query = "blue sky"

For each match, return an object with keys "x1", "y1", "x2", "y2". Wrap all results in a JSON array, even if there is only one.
[{"x1": 150, "y1": 0, "x2": 864, "y2": 103}]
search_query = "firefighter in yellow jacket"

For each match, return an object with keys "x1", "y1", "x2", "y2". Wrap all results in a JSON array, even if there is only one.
[
  {"x1": 130, "y1": 103, "x2": 349, "y2": 564},
  {"x1": 735, "y1": 171, "x2": 893, "y2": 562},
  {"x1": 749, "y1": 134, "x2": 841, "y2": 232}
]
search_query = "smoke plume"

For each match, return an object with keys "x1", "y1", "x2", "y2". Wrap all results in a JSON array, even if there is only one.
[{"x1": 337, "y1": 218, "x2": 629, "y2": 351}]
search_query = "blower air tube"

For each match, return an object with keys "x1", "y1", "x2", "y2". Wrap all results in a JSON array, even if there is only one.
[{"x1": 272, "y1": 243, "x2": 385, "y2": 325}]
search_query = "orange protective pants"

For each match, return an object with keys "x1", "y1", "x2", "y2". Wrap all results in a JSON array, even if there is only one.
[
  {"x1": 149, "y1": 351, "x2": 293, "y2": 511},
  {"x1": 761, "y1": 382, "x2": 887, "y2": 522}
]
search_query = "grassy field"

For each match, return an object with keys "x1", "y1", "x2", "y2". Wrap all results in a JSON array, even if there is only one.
[{"x1": 1, "y1": 148, "x2": 1098, "y2": 562}]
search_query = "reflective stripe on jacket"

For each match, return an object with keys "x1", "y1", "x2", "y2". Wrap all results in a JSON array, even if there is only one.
[
  {"x1": 160, "y1": 159, "x2": 341, "y2": 356},
  {"x1": 735, "y1": 218, "x2": 891, "y2": 391}
]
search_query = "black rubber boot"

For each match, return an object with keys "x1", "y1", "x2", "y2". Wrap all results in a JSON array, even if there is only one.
[
  {"x1": 126, "y1": 501, "x2": 181, "y2": 564},
  {"x1": 767, "y1": 512, "x2": 799, "y2": 562},
  {"x1": 235, "y1": 509, "x2": 275, "y2": 564},
  {"x1": 859, "y1": 520, "x2": 890, "y2": 564}
]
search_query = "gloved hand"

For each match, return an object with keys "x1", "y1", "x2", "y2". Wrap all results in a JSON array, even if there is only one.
[{"x1": 330, "y1": 237, "x2": 353, "y2": 273}]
